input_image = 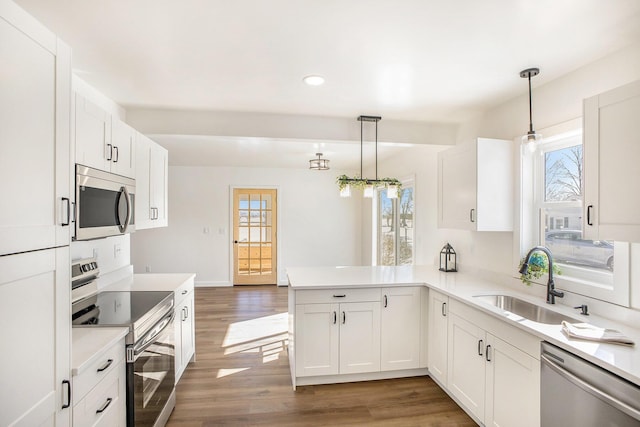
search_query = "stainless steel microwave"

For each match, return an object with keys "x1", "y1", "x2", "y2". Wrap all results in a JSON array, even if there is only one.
[{"x1": 75, "y1": 164, "x2": 135, "y2": 240}]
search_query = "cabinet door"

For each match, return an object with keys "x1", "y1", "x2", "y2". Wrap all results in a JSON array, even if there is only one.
[
  {"x1": 135, "y1": 133, "x2": 152, "y2": 229},
  {"x1": 339, "y1": 301, "x2": 381, "y2": 374},
  {"x1": 438, "y1": 142, "x2": 477, "y2": 230},
  {"x1": 380, "y1": 287, "x2": 421, "y2": 371},
  {"x1": 295, "y1": 303, "x2": 339, "y2": 377},
  {"x1": 110, "y1": 119, "x2": 136, "y2": 178},
  {"x1": 150, "y1": 142, "x2": 168, "y2": 227},
  {"x1": 427, "y1": 290, "x2": 449, "y2": 385},
  {"x1": 584, "y1": 80, "x2": 640, "y2": 242},
  {"x1": 180, "y1": 291, "x2": 196, "y2": 372},
  {"x1": 485, "y1": 334, "x2": 540, "y2": 427},
  {"x1": 0, "y1": 248, "x2": 70, "y2": 426},
  {"x1": 448, "y1": 312, "x2": 486, "y2": 421},
  {"x1": 75, "y1": 93, "x2": 111, "y2": 172},
  {"x1": 0, "y1": 15, "x2": 71, "y2": 256}
]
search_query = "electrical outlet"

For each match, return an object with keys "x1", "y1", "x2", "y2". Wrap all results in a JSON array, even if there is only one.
[
  {"x1": 114, "y1": 243, "x2": 121, "y2": 258},
  {"x1": 145, "y1": 266, "x2": 151, "y2": 273}
]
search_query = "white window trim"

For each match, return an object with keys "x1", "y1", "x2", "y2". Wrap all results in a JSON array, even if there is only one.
[
  {"x1": 514, "y1": 119, "x2": 630, "y2": 306},
  {"x1": 373, "y1": 175, "x2": 415, "y2": 266}
]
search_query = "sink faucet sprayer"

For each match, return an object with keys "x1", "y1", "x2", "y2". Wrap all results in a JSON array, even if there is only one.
[{"x1": 519, "y1": 246, "x2": 564, "y2": 304}]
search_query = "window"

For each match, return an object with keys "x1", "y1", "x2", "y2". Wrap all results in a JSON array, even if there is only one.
[
  {"x1": 525, "y1": 127, "x2": 629, "y2": 306},
  {"x1": 377, "y1": 179, "x2": 414, "y2": 266}
]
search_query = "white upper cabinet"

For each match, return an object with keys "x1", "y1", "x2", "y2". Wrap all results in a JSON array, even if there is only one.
[
  {"x1": 0, "y1": 4, "x2": 72, "y2": 256},
  {"x1": 438, "y1": 138, "x2": 513, "y2": 231},
  {"x1": 583, "y1": 80, "x2": 640, "y2": 242},
  {"x1": 74, "y1": 93, "x2": 135, "y2": 179},
  {"x1": 135, "y1": 133, "x2": 168, "y2": 229},
  {"x1": 110, "y1": 118, "x2": 136, "y2": 178}
]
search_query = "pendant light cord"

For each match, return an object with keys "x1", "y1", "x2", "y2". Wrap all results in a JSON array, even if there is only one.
[
  {"x1": 360, "y1": 118, "x2": 363, "y2": 178},
  {"x1": 528, "y1": 74, "x2": 534, "y2": 133},
  {"x1": 375, "y1": 119, "x2": 378, "y2": 180}
]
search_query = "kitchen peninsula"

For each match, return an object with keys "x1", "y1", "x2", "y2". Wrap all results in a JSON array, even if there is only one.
[{"x1": 287, "y1": 265, "x2": 640, "y2": 427}]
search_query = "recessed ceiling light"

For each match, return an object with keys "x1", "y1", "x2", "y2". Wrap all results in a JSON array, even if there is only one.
[{"x1": 303, "y1": 75, "x2": 325, "y2": 86}]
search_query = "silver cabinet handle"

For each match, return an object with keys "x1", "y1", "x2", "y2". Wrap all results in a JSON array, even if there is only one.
[
  {"x1": 333, "y1": 311, "x2": 337, "y2": 324},
  {"x1": 182, "y1": 290, "x2": 188, "y2": 295},
  {"x1": 485, "y1": 345, "x2": 492, "y2": 362},
  {"x1": 541, "y1": 354, "x2": 640, "y2": 420},
  {"x1": 342, "y1": 311, "x2": 346, "y2": 324},
  {"x1": 478, "y1": 340, "x2": 484, "y2": 356},
  {"x1": 333, "y1": 294, "x2": 346, "y2": 298},
  {"x1": 61, "y1": 380, "x2": 71, "y2": 409},
  {"x1": 384, "y1": 295, "x2": 388, "y2": 308},
  {"x1": 441, "y1": 302, "x2": 447, "y2": 317},
  {"x1": 470, "y1": 208, "x2": 475, "y2": 223},
  {"x1": 113, "y1": 146, "x2": 119, "y2": 163},
  {"x1": 184, "y1": 306, "x2": 189, "y2": 320},
  {"x1": 106, "y1": 143, "x2": 113, "y2": 161}
]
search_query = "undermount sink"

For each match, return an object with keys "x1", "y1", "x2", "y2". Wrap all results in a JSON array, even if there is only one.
[{"x1": 473, "y1": 294, "x2": 575, "y2": 325}]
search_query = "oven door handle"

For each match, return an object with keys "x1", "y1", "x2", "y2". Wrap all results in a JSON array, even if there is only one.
[
  {"x1": 541, "y1": 353, "x2": 640, "y2": 420},
  {"x1": 116, "y1": 186, "x2": 132, "y2": 233},
  {"x1": 133, "y1": 310, "x2": 175, "y2": 358}
]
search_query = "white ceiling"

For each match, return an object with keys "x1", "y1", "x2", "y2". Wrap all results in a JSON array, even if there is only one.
[{"x1": 14, "y1": 0, "x2": 640, "y2": 168}]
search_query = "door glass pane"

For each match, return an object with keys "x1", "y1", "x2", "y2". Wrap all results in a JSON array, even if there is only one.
[
  {"x1": 239, "y1": 194, "x2": 249, "y2": 209},
  {"x1": 250, "y1": 193, "x2": 260, "y2": 209},
  {"x1": 239, "y1": 210, "x2": 249, "y2": 225},
  {"x1": 262, "y1": 194, "x2": 272, "y2": 210}
]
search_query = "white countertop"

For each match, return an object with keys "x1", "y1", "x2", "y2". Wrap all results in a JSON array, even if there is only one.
[
  {"x1": 104, "y1": 273, "x2": 196, "y2": 292},
  {"x1": 287, "y1": 265, "x2": 640, "y2": 387},
  {"x1": 72, "y1": 327, "x2": 128, "y2": 376}
]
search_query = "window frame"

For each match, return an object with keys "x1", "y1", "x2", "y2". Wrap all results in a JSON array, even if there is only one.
[
  {"x1": 374, "y1": 176, "x2": 415, "y2": 266},
  {"x1": 516, "y1": 120, "x2": 630, "y2": 306}
]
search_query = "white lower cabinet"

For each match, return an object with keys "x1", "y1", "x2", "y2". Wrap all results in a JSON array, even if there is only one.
[
  {"x1": 380, "y1": 286, "x2": 421, "y2": 371},
  {"x1": 295, "y1": 300, "x2": 381, "y2": 377},
  {"x1": 72, "y1": 337, "x2": 126, "y2": 427},
  {"x1": 174, "y1": 277, "x2": 196, "y2": 383},
  {"x1": 447, "y1": 300, "x2": 540, "y2": 427},
  {"x1": 428, "y1": 289, "x2": 449, "y2": 385}
]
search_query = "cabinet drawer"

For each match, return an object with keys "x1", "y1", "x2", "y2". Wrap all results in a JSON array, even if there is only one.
[
  {"x1": 296, "y1": 288, "x2": 381, "y2": 304},
  {"x1": 175, "y1": 277, "x2": 195, "y2": 305},
  {"x1": 73, "y1": 359, "x2": 125, "y2": 427},
  {"x1": 73, "y1": 339, "x2": 124, "y2": 405}
]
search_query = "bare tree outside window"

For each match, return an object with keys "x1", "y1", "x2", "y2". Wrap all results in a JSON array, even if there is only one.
[{"x1": 545, "y1": 145, "x2": 583, "y2": 202}]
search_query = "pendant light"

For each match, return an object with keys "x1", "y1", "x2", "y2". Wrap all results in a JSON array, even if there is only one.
[
  {"x1": 309, "y1": 152, "x2": 330, "y2": 170},
  {"x1": 336, "y1": 115, "x2": 401, "y2": 199},
  {"x1": 520, "y1": 67, "x2": 542, "y2": 153}
]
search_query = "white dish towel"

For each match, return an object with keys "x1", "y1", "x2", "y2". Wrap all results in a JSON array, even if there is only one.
[{"x1": 561, "y1": 321, "x2": 635, "y2": 346}]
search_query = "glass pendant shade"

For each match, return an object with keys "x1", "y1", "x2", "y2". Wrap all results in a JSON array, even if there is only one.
[
  {"x1": 522, "y1": 131, "x2": 543, "y2": 153},
  {"x1": 387, "y1": 184, "x2": 398, "y2": 199},
  {"x1": 339, "y1": 184, "x2": 352, "y2": 198},
  {"x1": 363, "y1": 184, "x2": 375, "y2": 198}
]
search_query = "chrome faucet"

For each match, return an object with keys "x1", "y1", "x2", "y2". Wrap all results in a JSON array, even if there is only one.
[{"x1": 519, "y1": 246, "x2": 564, "y2": 304}]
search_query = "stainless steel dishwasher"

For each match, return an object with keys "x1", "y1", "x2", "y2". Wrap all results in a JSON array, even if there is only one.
[{"x1": 541, "y1": 342, "x2": 640, "y2": 427}]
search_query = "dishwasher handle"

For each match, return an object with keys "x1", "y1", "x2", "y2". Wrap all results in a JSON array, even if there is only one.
[{"x1": 541, "y1": 353, "x2": 640, "y2": 421}]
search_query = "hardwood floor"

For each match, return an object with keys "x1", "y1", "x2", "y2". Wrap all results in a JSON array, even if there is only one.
[{"x1": 167, "y1": 286, "x2": 475, "y2": 426}]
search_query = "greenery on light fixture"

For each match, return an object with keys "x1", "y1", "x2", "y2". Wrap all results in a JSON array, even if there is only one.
[
  {"x1": 336, "y1": 175, "x2": 402, "y2": 192},
  {"x1": 518, "y1": 253, "x2": 562, "y2": 286}
]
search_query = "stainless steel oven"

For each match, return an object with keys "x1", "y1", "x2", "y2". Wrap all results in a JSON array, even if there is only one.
[
  {"x1": 72, "y1": 259, "x2": 176, "y2": 427},
  {"x1": 75, "y1": 164, "x2": 135, "y2": 241},
  {"x1": 127, "y1": 307, "x2": 175, "y2": 427}
]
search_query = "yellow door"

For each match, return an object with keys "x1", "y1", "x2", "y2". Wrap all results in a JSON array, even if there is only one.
[{"x1": 233, "y1": 188, "x2": 277, "y2": 285}]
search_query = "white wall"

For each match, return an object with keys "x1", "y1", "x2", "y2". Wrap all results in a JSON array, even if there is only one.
[
  {"x1": 131, "y1": 165, "x2": 363, "y2": 285},
  {"x1": 448, "y1": 43, "x2": 640, "y2": 317}
]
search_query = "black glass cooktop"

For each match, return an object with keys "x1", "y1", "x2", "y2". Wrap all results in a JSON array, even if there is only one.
[{"x1": 72, "y1": 291, "x2": 173, "y2": 327}]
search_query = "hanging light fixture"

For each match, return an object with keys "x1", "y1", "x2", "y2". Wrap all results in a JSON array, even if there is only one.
[
  {"x1": 336, "y1": 115, "x2": 401, "y2": 199},
  {"x1": 309, "y1": 152, "x2": 330, "y2": 170},
  {"x1": 520, "y1": 67, "x2": 542, "y2": 153}
]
